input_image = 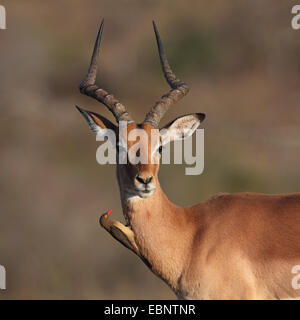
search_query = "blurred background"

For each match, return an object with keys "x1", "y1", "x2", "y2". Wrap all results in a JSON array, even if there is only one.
[{"x1": 1, "y1": 0, "x2": 300, "y2": 299}]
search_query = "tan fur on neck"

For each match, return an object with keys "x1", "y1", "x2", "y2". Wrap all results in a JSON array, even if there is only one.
[{"x1": 124, "y1": 183, "x2": 195, "y2": 293}]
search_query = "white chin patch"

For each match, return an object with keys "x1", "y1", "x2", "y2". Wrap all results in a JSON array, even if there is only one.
[
  {"x1": 125, "y1": 188, "x2": 155, "y2": 201},
  {"x1": 137, "y1": 189, "x2": 155, "y2": 199}
]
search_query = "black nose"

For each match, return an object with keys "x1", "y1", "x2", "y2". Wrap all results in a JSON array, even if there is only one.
[{"x1": 136, "y1": 175, "x2": 153, "y2": 185}]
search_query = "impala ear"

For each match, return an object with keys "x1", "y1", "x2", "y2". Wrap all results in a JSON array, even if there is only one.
[
  {"x1": 75, "y1": 106, "x2": 117, "y2": 135},
  {"x1": 160, "y1": 113, "x2": 205, "y2": 145}
]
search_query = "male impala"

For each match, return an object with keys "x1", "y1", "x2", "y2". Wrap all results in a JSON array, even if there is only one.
[{"x1": 76, "y1": 20, "x2": 300, "y2": 299}]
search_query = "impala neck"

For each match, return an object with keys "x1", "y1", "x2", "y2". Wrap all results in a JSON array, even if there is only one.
[{"x1": 117, "y1": 171, "x2": 193, "y2": 293}]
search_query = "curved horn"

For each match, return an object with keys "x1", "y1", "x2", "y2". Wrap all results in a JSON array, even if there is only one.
[
  {"x1": 144, "y1": 21, "x2": 190, "y2": 128},
  {"x1": 79, "y1": 19, "x2": 133, "y2": 123}
]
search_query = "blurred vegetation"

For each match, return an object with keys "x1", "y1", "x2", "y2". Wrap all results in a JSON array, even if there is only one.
[{"x1": 0, "y1": 0, "x2": 300, "y2": 299}]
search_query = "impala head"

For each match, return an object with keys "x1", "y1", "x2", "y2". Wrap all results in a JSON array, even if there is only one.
[{"x1": 77, "y1": 20, "x2": 205, "y2": 199}]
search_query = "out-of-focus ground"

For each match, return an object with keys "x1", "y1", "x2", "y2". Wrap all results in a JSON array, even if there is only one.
[{"x1": 1, "y1": 0, "x2": 300, "y2": 299}]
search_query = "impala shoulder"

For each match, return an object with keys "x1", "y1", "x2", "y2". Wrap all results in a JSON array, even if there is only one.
[
  {"x1": 209, "y1": 192, "x2": 231, "y2": 201},
  {"x1": 206, "y1": 192, "x2": 250, "y2": 211},
  {"x1": 208, "y1": 192, "x2": 263, "y2": 202}
]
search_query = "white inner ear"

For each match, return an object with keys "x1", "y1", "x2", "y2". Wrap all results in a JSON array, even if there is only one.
[
  {"x1": 80, "y1": 109, "x2": 116, "y2": 145},
  {"x1": 81, "y1": 111, "x2": 102, "y2": 134},
  {"x1": 160, "y1": 115, "x2": 201, "y2": 146}
]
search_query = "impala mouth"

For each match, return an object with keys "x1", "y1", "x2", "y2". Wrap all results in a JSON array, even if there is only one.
[{"x1": 135, "y1": 187, "x2": 155, "y2": 199}]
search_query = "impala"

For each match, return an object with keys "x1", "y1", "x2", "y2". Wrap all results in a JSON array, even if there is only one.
[{"x1": 76, "y1": 20, "x2": 300, "y2": 299}]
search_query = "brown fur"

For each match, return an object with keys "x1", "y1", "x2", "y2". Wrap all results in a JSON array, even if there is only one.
[
  {"x1": 78, "y1": 22, "x2": 300, "y2": 299},
  {"x1": 100, "y1": 122, "x2": 300, "y2": 300}
]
